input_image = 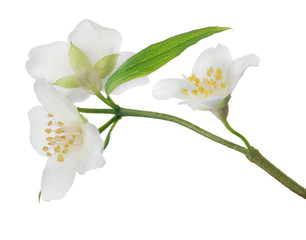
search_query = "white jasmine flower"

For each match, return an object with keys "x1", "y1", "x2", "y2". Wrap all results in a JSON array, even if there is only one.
[
  {"x1": 28, "y1": 80, "x2": 105, "y2": 201},
  {"x1": 153, "y1": 44, "x2": 259, "y2": 111},
  {"x1": 26, "y1": 19, "x2": 148, "y2": 102}
]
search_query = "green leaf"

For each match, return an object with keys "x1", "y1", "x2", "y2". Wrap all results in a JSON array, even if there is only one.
[
  {"x1": 105, "y1": 26, "x2": 230, "y2": 94},
  {"x1": 93, "y1": 54, "x2": 119, "y2": 79},
  {"x1": 69, "y1": 42, "x2": 92, "y2": 72},
  {"x1": 53, "y1": 75, "x2": 79, "y2": 88}
]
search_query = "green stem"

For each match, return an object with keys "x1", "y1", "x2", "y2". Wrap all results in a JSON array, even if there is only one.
[
  {"x1": 104, "y1": 119, "x2": 119, "y2": 149},
  {"x1": 78, "y1": 107, "x2": 115, "y2": 114},
  {"x1": 246, "y1": 149, "x2": 306, "y2": 199},
  {"x1": 78, "y1": 106, "x2": 306, "y2": 199},
  {"x1": 106, "y1": 95, "x2": 119, "y2": 110},
  {"x1": 222, "y1": 118, "x2": 252, "y2": 149},
  {"x1": 78, "y1": 107, "x2": 248, "y2": 154},
  {"x1": 91, "y1": 87, "x2": 113, "y2": 108},
  {"x1": 98, "y1": 115, "x2": 118, "y2": 133}
]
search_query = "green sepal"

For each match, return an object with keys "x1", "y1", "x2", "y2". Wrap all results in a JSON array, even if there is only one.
[
  {"x1": 211, "y1": 95, "x2": 231, "y2": 121},
  {"x1": 105, "y1": 26, "x2": 230, "y2": 94},
  {"x1": 79, "y1": 113, "x2": 89, "y2": 123},
  {"x1": 211, "y1": 104, "x2": 229, "y2": 122},
  {"x1": 69, "y1": 42, "x2": 92, "y2": 72},
  {"x1": 53, "y1": 75, "x2": 80, "y2": 88},
  {"x1": 93, "y1": 54, "x2": 119, "y2": 79},
  {"x1": 218, "y1": 94, "x2": 231, "y2": 109},
  {"x1": 38, "y1": 191, "x2": 41, "y2": 203}
]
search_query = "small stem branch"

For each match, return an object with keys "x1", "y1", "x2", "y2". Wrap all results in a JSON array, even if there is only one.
[
  {"x1": 98, "y1": 116, "x2": 118, "y2": 133},
  {"x1": 91, "y1": 88, "x2": 113, "y2": 108},
  {"x1": 119, "y1": 107, "x2": 248, "y2": 155},
  {"x1": 78, "y1": 108, "x2": 115, "y2": 114},
  {"x1": 222, "y1": 118, "x2": 252, "y2": 149},
  {"x1": 106, "y1": 95, "x2": 119, "y2": 109}
]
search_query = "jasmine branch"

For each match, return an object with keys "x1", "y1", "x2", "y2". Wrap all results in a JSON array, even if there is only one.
[{"x1": 78, "y1": 106, "x2": 306, "y2": 199}]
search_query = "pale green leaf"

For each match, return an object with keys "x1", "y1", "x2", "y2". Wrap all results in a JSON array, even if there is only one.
[
  {"x1": 53, "y1": 75, "x2": 80, "y2": 88},
  {"x1": 69, "y1": 42, "x2": 92, "y2": 72},
  {"x1": 93, "y1": 54, "x2": 119, "y2": 79},
  {"x1": 105, "y1": 26, "x2": 230, "y2": 94}
]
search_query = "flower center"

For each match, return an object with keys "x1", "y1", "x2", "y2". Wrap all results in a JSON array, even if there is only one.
[
  {"x1": 43, "y1": 113, "x2": 82, "y2": 162},
  {"x1": 76, "y1": 69, "x2": 102, "y2": 94},
  {"x1": 182, "y1": 66, "x2": 226, "y2": 98}
]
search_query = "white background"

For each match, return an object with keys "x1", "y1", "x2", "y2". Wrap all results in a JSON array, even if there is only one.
[{"x1": 1, "y1": 0, "x2": 306, "y2": 239}]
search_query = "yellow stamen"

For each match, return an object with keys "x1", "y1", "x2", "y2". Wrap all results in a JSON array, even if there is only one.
[
  {"x1": 57, "y1": 154, "x2": 64, "y2": 162},
  {"x1": 46, "y1": 137, "x2": 53, "y2": 141},
  {"x1": 48, "y1": 113, "x2": 53, "y2": 117},
  {"x1": 220, "y1": 82, "x2": 226, "y2": 88},
  {"x1": 192, "y1": 90, "x2": 198, "y2": 95},
  {"x1": 54, "y1": 145, "x2": 61, "y2": 153},
  {"x1": 207, "y1": 67, "x2": 214, "y2": 76},
  {"x1": 198, "y1": 87, "x2": 205, "y2": 94},
  {"x1": 210, "y1": 79, "x2": 217, "y2": 89},
  {"x1": 68, "y1": 140, "x2": 74, "y2": 145},
  {"x1": 215, "y1": 74, "x2": 222, "y2": 80},
  {"x1": 43, "y1": 146, "x2": 49, "y2": 152},
  {"x1": 47, "y1": 121, "x2": 52, "y2": 126},
  {"x1": 182, "y1": 89, "x2": 188, "y2": 95},
  {"x1": 58, "y1": 122, "x2": 64, "y2": 126},
  {"x1": 194, "y1": 82, "x2": 199, "y2": 87},
  {"x1": 46, "y1": 152, "x2": 52, "y2": 157},
  {"x1": 45, "y1": 129, "x2": 52, "y2": 134},
  {"x1": 216, "y1": 68, "x2": 222, "y2": 75},
  {"x1": 62, "y1": 148, "x2": 69, "y2": 154},
  {"x1": 188, "y1": 74, "x2": 196, "y2": 82},
  {"x1": 55, "y1": 128, "x2": 65, "y2": 134}
]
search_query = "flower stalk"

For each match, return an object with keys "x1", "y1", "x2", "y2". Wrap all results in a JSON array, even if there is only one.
[
  {"x1": 221, "y1": 118, "x2": 252, "y2": 149},
  {"x1": 98, "y1": 115, "x2": 119, "y2": 133},
  {"x1": 78, "y1": 106, "x2": 306, "y2": 199}
]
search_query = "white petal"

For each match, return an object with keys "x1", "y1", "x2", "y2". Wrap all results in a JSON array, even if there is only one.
[
  {"x1": 179, "y1": 100, "x2": 200, "y2": 111},
  {"x1": 28, "y1": 106, "x2": 50, "y2": 156},
  {"x1": 53, "y1": 85, "x2": 90, "y2": 103},
  {"x1": 77, "y1": 123, "x2": 106, "y2": 174},
  {"x1": 26, "y1": 42, "x2": 73, "y2": 83},
  {"x1": 197, "y1": 96, "x2": 225, "y2": 110},
  {"x1": 41, "y1": 152, "x2": 80, "y2": 201},
  {"x1": 68, "y1": 19, "x2": 122, "y2": 64},
  {"x1": 192, "y1": 44, "x2": 232, "y2": 79},
  {"x1": 102, "y1": 52, "x2": 149, "y2": 94},
  {"x1": 153, "y1": 78, "x2": 187, "y2": 100},
  {"x1": 226, "y1": 54, "x2": 260, "y2": 92},
  {"x1": 180, "y1": 96, "x2": 225, "y2": 111},
  {"x1": 34, "y1": 80, "x2": 82, "y2": 127}
]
